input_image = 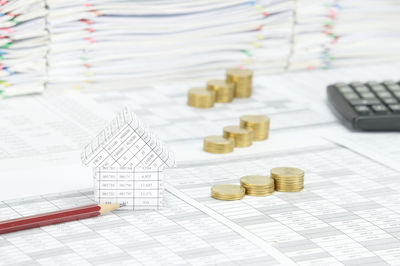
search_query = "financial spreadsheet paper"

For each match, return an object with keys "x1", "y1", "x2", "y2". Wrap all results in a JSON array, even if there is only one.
[
  {"x1": 1, "y1": 137, "x2": 400, "y2": 265},
  {"x1": 1, "y1": 63, "x2": 400, "y2": 265}
]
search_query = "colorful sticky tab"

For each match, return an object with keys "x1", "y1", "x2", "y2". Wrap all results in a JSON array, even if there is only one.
[{"x1": 0, "y1": 42, "x2": 11, "y2": 48}]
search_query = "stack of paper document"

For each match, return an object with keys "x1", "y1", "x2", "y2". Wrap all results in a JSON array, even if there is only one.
[
  {"x1": 287, "y1": 0, "x2": 338, "y2": 70},
  {"x1": 329, "y1": 0, "x2": 400, "y2": 67},
  {"x1": 45, "y1": 0, "x2": 295, "y2": 92},
  {"x1": 2, "y1": 0, "x2": 400, "y2": 95},
  {"x1": 0, "y1": 0, "x2": 48, "y2": 96}
]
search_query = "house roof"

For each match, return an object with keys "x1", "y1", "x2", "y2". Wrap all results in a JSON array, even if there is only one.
[{"x1": 81, "y1": 108, "x2": 175, "y2": 170}]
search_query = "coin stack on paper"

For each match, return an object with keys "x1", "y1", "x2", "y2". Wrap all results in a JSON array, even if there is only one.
[
  {"x1": 187, "y1": 68, "x2": 252, "y2": 108},
  {"x1": 226, "y1": 68, "x2": 253, "y2": 98},
  {"x1": 223, "y1": 125, "x2": 253, "y2": 147},
  {"x1": 206, "y1": 80, "x2": 234, "y2": 103},
  {"x1": 203, "y1": 114, "x2": 270, "y2": 153},
  {"x1": 271, "y1": 167, "x2": 304, "y2": 192},
  {"x1": 187, "y1": 88, "x2": 216, "y2": 108},
  {"x1": 203, "y1": 136, "x2": 235, "y2": 154},
  {"x1": 240, "y1": 175, "x2": 275, "y2": 196},
  {"x1": 211, "y1": 167, "x2": 304, "y2": 201},
  {"x1": 240, "y1": 115, "x2": 270, "y2": 140},
  {"x1": 211, "y1": 184, "x2": 245, "y2": 201}
]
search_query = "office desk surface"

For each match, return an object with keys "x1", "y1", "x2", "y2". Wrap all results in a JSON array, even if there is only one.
[{"x1": 1, "y1": 63, "x2": 399, "y2": 265}]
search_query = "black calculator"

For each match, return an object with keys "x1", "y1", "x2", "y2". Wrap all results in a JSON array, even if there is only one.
[{"x1": 327, "y1": 80, "x2": 400, "y2": 131}]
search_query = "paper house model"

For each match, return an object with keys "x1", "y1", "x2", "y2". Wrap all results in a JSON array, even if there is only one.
[{"x1": 81, "y1": 108, "x2": 175, "y2": 210}]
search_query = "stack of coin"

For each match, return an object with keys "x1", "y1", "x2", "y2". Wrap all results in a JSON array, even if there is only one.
[
  {"x1": 203, "y1": 135, "x2": 234, "y2": 154},
  {"x1": 240, "y1": 175, "x2": 274, "y2": 196},
  {"x1": 223, "y1": 125, "x2": 253, "y2": 147},
  {"x1": 271, "y1": 167, "x2": 304, "y2": 192},
  {"x1": 187, "y1": 88, "x2": 216, "y2": 108},
  {"x1": 226, "y1": 68, "x2": 253, "y2": 98},
  {"x1": 240, "y1": 115, "x2": 270, "y2": 141},
  {"x1": 206, "y1": 80, "x2": 234, "y2": 103},
  {"x1": 211, "y1": 184, "x2": 245, "y2": 201}
]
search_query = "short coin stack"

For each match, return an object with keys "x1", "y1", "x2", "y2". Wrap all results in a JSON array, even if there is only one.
[
  {"x1": 240, "y1": 175, "x2": 274, "y2": 196},
  {"x1": 203, "y1": 136, "x2": 234, "y2": 154},
  {"x1": 203, "y1": 114, "x2": 270, "y2": 153},
  {"x1": 211, "y1": 184, "x2": 245, "y2": 201},
  {"x1": 207, "y1": 80, "x2": 234, "y2": 103},
  {"x1": 187, "y1": 68, "x2": 253, "y2": 109},
  {"x1": 223, "y1": 125, "x2": 253, "y2": 147},
  {"x1": 187, "y1": 88, "x2": 216, "y2": 108},
  {"x1": 211, "y1": 167, "x2": 304, "y2": 201},
  {"x1": 271, "y1": 167, "x2": 304, "y2": 192},
  {"x1": 240, "y1": 115, "x2": 270, "y2": 141}
]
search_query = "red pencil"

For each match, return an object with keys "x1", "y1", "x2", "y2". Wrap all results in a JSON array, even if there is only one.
[{"x1": 0, "y1": 203, "x2": 121, "y2": 234}]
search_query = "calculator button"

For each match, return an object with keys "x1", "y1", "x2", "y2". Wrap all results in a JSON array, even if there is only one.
[
  {"x1": 376, "y1": 91, "x2": 393, "y2": 99},
  {"x1": 343, "y1": 92, "x2": 359, "y2": 100},
  {"x1": 354, "y1": 86, "x2": 370, "y2": 93},
  {"x1": 366, "y1": 81, "x2": 379, "y2": 87},
  {"x1": 334, "y1": 82, "x2": 349, "y2": 88},
  {"x1": 389, "y1": 104, "x2": 400, "y2": 114},
  {"x1": 350, "y1": 99, "x2": 381, "y2": 106},
  {"x1": 371, "y1": 105, "x2": 388, "y2": 114},
  {"x1": 350, "y1": 81, "x2": 363, "y2": 88},
  {"x1": 388, "y1": 84, "x2": 400, "y2": 92},
  {"x1": 354, "y1": 106, "x2": 371, "y2": 115},
  {"x1": 359, "y1": 92, "x2": 376, "y2": 99},
  {"x1": 382, "y1": 98, "x2": 398, "y2": 105},
  {"x1": 370, "y1": 85, "x2": 387, "y2": 92},
  {"x1": 383, "y1": 80, "x2": 396, "y2": 86},
  {"x1": 338, "y1": 87, "x2": 353, "y2": 93}
]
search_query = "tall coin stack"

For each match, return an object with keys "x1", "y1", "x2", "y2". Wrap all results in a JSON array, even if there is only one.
[
  {"x1": 240, "y1": 175, "x2": 274, "y2": 196},
  {"x1": 211, "y1": 184, "x2": 245, "y2": 201},
  {"x1": 223, "y1": 125, "x2": 253, "y2": 147},
  {"x1": 226, "y1": 69, "x2": 253, "y2": 98},
  {"x1": 187, "y1": 88, "x2": 216, "y2": 108},
  {"x1": 240, "y1": 115, "x2": 270, "y2": 141},
  {"x1": 203, "y1": 136, "x2": 234, "y2": 154},
  {"x1": 271, "y1": 167, "x2": 304, "y2": 192},
  {"x1": 207, "y1": 80, "x2": 234, "y2": 103}
]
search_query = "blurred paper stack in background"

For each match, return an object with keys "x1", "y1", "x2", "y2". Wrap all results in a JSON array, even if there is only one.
[
  {"x1": 46, "y1": 0, "x2": 295, "y2": 92},
  {"x1": 0, "y1": 0, "x2": 48, "y2": 96},
  {"x1": 287, "y1": 0, "x2": 339, "y2": 71},
  {"x1": 330, "y1": 0, "x2": 400, "y2": 67},
  {"x1": 1, "y1": 0, "x2": 400, "y2": 96}
]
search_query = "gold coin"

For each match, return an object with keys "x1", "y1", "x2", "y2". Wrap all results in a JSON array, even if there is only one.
[
  {"x1": 211, "y1": 184, "x2": 245, "y2": 201},
  {"x1": 226, "y1": 68, "x2": 253, "y2": 98},
  {"x1": 223, "y1": 125, "x2": 253, "y2": 147},
  {"x1": 240, "y1": 175, "x2": 274, "y2": 196},
  {"x1": 270, "y1": 167, "x2": 304, "y2": 178},
  {"x1": 207, "y1": 80, "x2": 234, "y2": 103},
  {"x1": 240, "y1": 175, "x2": 273, "y2": 187},
  {"x1": 271, "y1": 167, "x2": 304, "y2": 192},
  {"x1": 203, "y1": 135, "x2": 234, "y2": 154},
  {"x1": 240, "y1": 115, "x2": 270, "y2": 141},
  {"x1": 187, "y1": 88, "x2": 215, "y2": 108}
]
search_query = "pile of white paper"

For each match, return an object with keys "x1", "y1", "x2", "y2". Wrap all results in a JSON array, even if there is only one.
[
  {"x1": 331, "y1": 0, "x2": 400, "y2": 67},
  {"x1": 45, "y1": 0, "x2": 295, "y2": 92},
  {"x1": 0, "y1": 0, "x2": 48, "y2": 96},
  {"x1": 1, "y1": 0, "x2": 400, "y2": 96}
]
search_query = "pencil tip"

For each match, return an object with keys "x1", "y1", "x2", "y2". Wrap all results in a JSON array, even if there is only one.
[{"x1": 99, "y1": 203, "x2": 122, "y2": 214}]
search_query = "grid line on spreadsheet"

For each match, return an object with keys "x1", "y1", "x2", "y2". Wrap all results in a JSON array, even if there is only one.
[
  {"x1": 76, "y1": 191, "x2": 137, "y2": 264},
  {"x1": 167, "y1": 146, "x2": 400, "y2": 264},
  {"x1": 134, "y1": 171, "x2": 139, "y2": 209},
  {"x1": 128, "y1": 123, "x2": 168, "y2": 167}
]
